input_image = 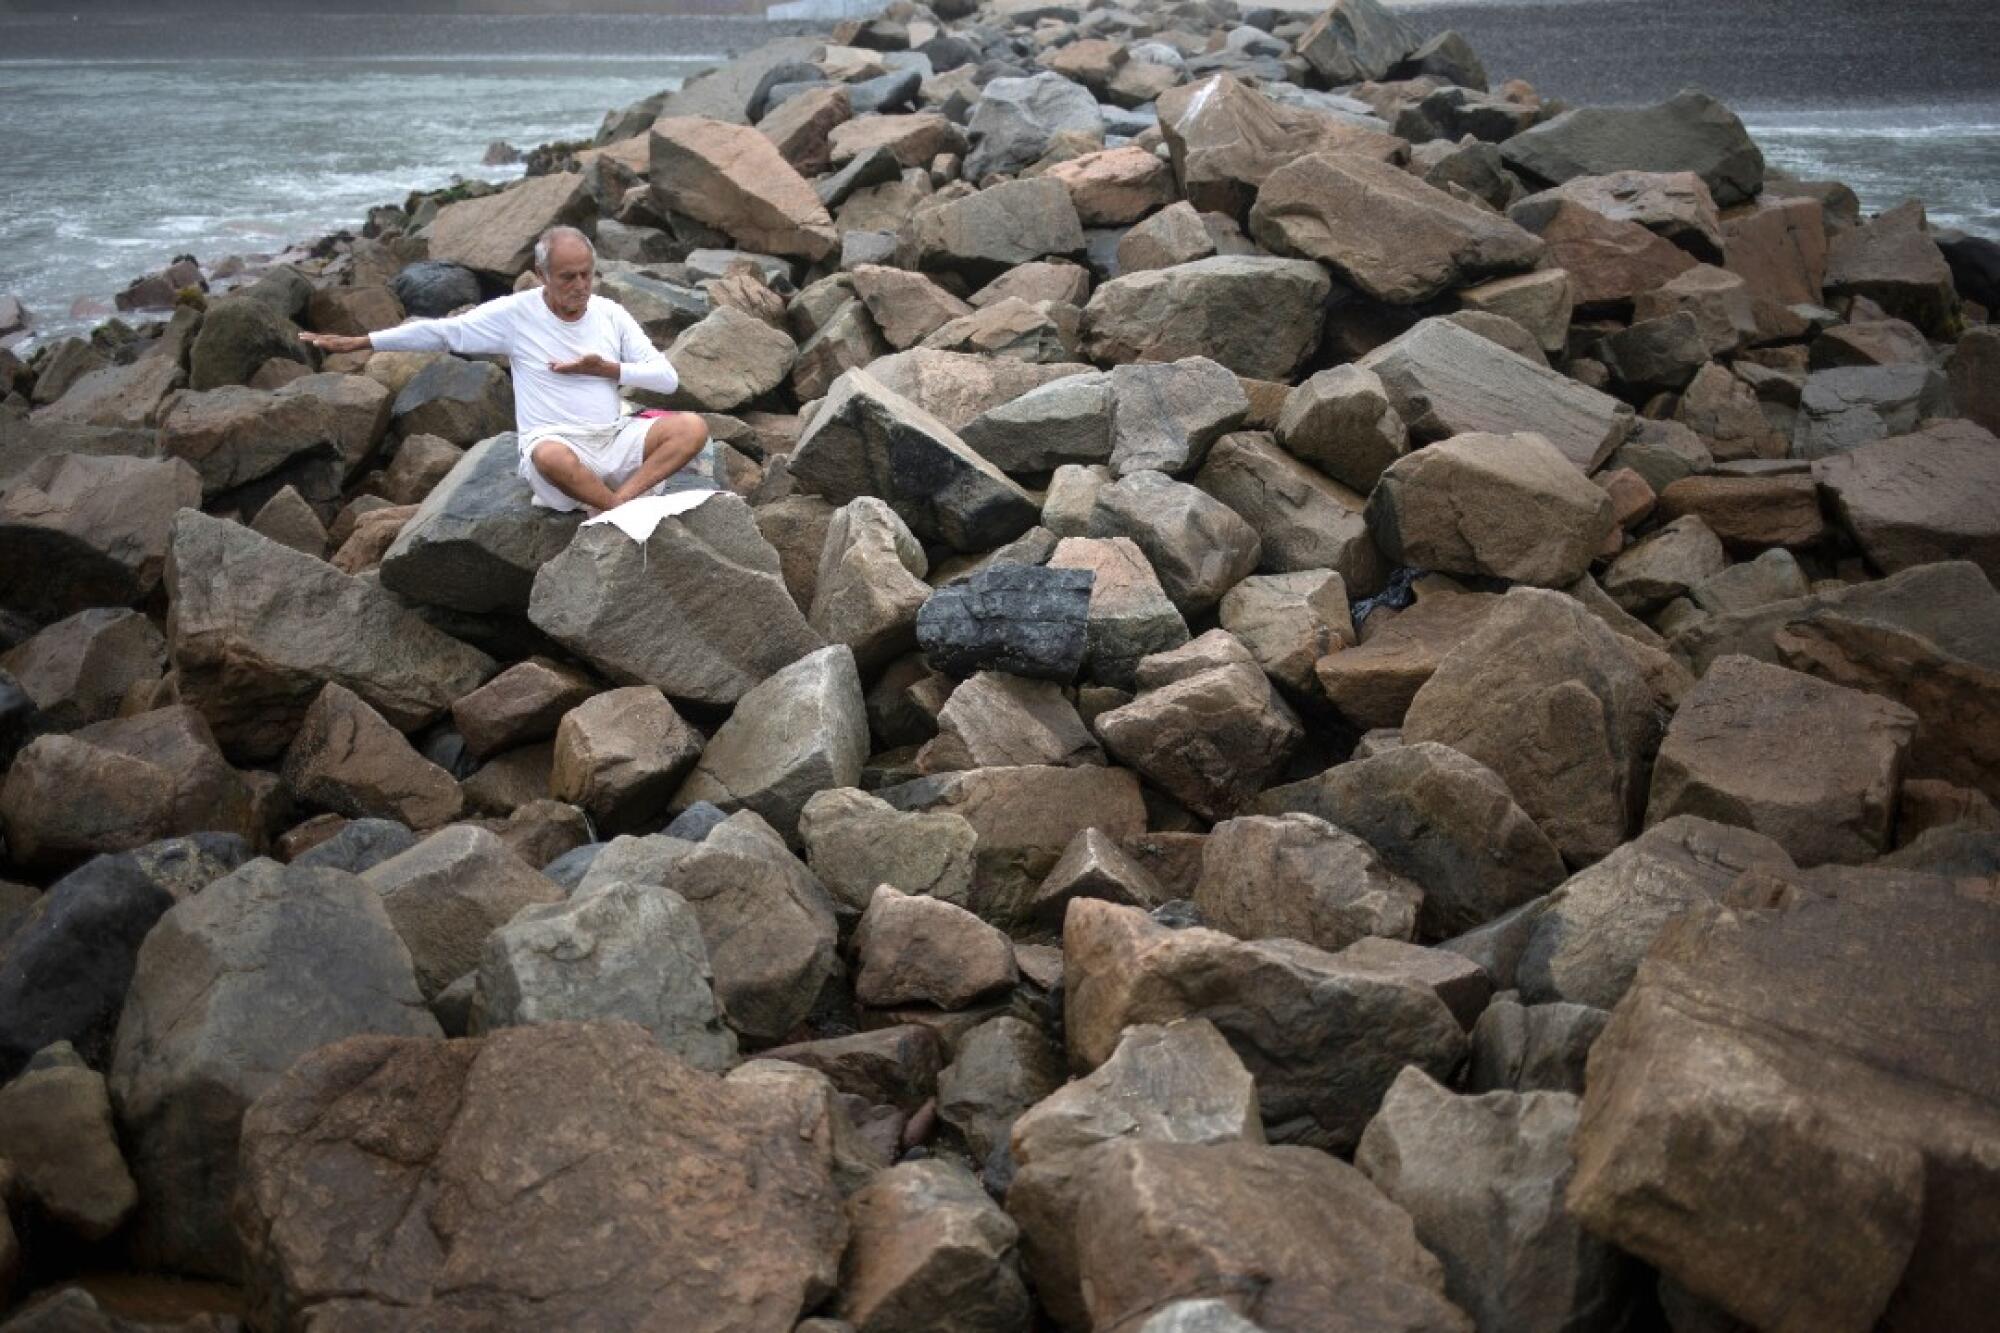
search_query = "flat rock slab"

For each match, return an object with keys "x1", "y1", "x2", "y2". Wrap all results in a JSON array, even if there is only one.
[
  {"x1": 1500, "y1": 89, "x2": 1764, "y2": 207},
  {"x1": 1812, "y1": 419, "x2": 2000, "y2": 583},
  {"x1": 1358, "y1": 318, "x2": 1633, "y2": 474}
]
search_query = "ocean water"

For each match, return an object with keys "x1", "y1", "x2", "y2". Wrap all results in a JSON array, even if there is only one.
[
  {"x1": 0, "y1": 13, "x2": 792, "y2": 344},
  {"x1": 1, "y1": 3, "x2": 1996, "y2": 351}
]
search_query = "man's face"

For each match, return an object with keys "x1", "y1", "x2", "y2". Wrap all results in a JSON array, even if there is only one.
[{"x1": 541, "y1": 239, "x2": 594, "y2": 320}]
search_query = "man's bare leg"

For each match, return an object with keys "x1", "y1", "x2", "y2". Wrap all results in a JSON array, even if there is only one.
[
  {"x1": 609, "y1": 414, "x2": 710, "y2": 507},
  {"x1": 529, "y1": 439, "x2": 619, "y2": 514}
]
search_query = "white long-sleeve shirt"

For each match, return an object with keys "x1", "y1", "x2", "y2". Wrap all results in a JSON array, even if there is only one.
[{"x1": 369, "y1": 290, "x2": 679, "y2": 434}]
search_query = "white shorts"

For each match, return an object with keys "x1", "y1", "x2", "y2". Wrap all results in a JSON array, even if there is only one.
[{"x1": 518, "y1": 418, "x2": 658, "y2": 512}]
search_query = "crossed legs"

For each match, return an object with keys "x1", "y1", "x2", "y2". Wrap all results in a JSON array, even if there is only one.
[{"x1": 528, "y1": 413, "x2": 709, "y2": 515}]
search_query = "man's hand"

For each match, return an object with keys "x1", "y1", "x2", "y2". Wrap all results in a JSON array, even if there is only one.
[
  {"x1": 299, "y1": 331, "x2": 371, "y2": 355},
  {"x1": 550, "y1": 353, "x2": 620, "y2": 380}
]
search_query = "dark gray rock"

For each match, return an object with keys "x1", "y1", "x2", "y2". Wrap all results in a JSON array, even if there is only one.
[
  {"x1": 664, "y1": 801, "x2": 730, "y2": 841},
  {"x1": 389, "y1": 262, "x2": 483, "y2": 320},
  {"x1": 291, "y1": 818, "x2": 420, "y2": 875},
  {"x1": 917, "y1": 564, "x2": 1093, "y2": 682},
  {"x1": 187, "y1": 293, "x2": 307, "y2": 391},
  {"x1": 1467, "y1": 995, "x2": 1608, "y2": 1095},
  {"x1": 848, "y1": 69, "x2": 922, "y2": 117},
  {"x1": 1500, "y1": 89, "x2": 1765, "y2": 208},
  {"x1": 391, "y1": 357, "x2": 514, "y2": 446},
  {"x1": 0, "y1": 668, "x2": 52, "y2": 773},
  {"x1": 965, "y1": 71, "x2": 1105, "y2": 181},
  {"x1": 542, "y1": 842, "x2": 604, "y2": 890},
  {"x1": 0, "y1": 854, "x2": 171, "y2": 1080},
  {"x1": 379, "y1": 433, "x2": 584, "y2": 615},
  {"x1": 791, "y1": 368, "x2": 1040, "y2": 553}
]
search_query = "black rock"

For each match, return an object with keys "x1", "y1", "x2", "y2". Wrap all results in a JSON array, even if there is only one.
[
  {"x1": 293, "y1": 818, "x2": 419, "y2": 875},
  {"x1": 390, "y1": 261, "x2": 483, "y2": 320},
  {"x1": 848, "y1": 70, "x2": 922, "y2": 118},
  {"x1": 0, "y1": 852, "x2": 174, "y2": 1079},
  {"x1": 419, "y1": 727, "x2": 480, "y2": 781},
  {"x1": 187, "y1": 293, "x2": 306, "y2": 391},
  {"x1": 0, "y1": 667, "x2": 52, "y2": 773},
  {"x1": 1937, "y1": 229, "x2": 2000, "y2": 310},
  {"x1": 663, "y1": 801, "x2": 729, "y2": 842},
  {"x1": 916, "y1": 564, "x2": 1093, "y2": 682},
  {"x1": 816, "y1": 145, "x2": 906, "y2": 210}
]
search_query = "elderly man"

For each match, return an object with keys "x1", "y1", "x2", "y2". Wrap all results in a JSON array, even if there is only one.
[{"x1": 301, "y1": 225, "x2": 706, "y2": 515}]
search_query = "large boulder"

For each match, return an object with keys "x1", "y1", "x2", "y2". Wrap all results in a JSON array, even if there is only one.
[
  {"x1": 549, "y1": 686, "x2": 704, "y2": 835},
  {"x1": 663, "y1": 305, "x2": 799, "y2": 413},
  {"x1": 31, "y1": 356, "x2": 185, "y2": 429},
  {"x1": 964, "y1": 71, "x2": 1104, "y2": 182},
  {"x1": 528, "y1": 493, "x2": 823, "y2": 708},
  {"x1": 0, "y1": 607, "x2": 165, "y2": 730},
  {"x1": 426, "y1": 172, "x2": 594, "y2": 277},
  {"x1": 672, "y1": 644, "x2": 868, "y2": 844},
  {"x1": 853, "y1": 884, "x2": 1018, "y2": 1010},
  {"x1": 108, "y1": 858, "x2": 440, "y2": 1277},
  {"x1": 1500, "y1": 89, "x2": 1765, "y2": 207},
  {"x1": 920, "y1": 670, "x2": 1103, "y2": 773},
  {"x1": 1646, "y1": 654, "x2": 1917, "y2": 865},
  {"x1": 915, "y1": 564, "x2": 1093, "y2": 682},
  {"x1": 166, "y1": 510, "x2": 495, "y2": 761},
  {"x1": 379, "y1": 434, "x2": 584, "y2": 615},
  {"x1": 1357, "y1": 1068, "x2": 1641, "y2": 1333},
  {"x1": 1791, "y1": 363, "x2": 1951, "y2": 460},
  {"x1": 1107, "y1": 358, "x2": 1248, "y2": 479},
  {"x1": 0, "y1": 1044, "x2": 139, "y2": 1243},
  {"x1": 237, "y1": 1023, "x2": 848, "y2": 1331},
  {"x1": 1252, "y1": 742, "x2": 1567, "y2": 941},
  {"x1": 187, "y1": 293, "x2": 306, "y2": 392},
  {"x1": 390, "y1": 260, "x2": 481, "y2": 319},
  {"x1": 1314, "y1": 589, "x2": 1500, "y2": 731},
  {"x1": 797, "y1": 786, "x2": 978, "y2": 919},
  {"x1": 792, "y1": 369, "x2": 1039, "y2": 554},
  {"x1": 0, "y1": 453, "x2": 202, "y2": 623},
  {"x1": 1813, "y1": 420, "x2": 2000, "y2": 582},
  {"x1": 1367, "y1": 431, "x2": 1615, "y2": 586},
  {"x1": 1824, "y1": 200, "x2": 1960, "y2": 335},
  {"x1": 451, "y1": 658, "x2": 596, "y2": 759},
  {"x1": 155, "y1": 385, "x2": 343, "y2": 501},
  {"x1": 1516, "y1": 814, "x2": 1796, "y2": 1009},
  {"x1": 1082, "y1": 256, "x2": 1330, "y2": 382},
  {"x1": 651, "y1": 117, "x2": 836, "y2": 261},
  {"x1": 1068, "y1": 1140, "x2": 1470, "y2": 1333},
  {"x1": 1275, "y1": 363, "x2": 1409, "y2": 494},
  {"x1": 391, "y1": 357, "x2": 513, "y2": 446},
  {"x1": 0, "y1": 707, "x2": 257, "y2": 873},
  {"x1": 1251, "y1": 152, "x2": 1542, "y2": 304},
  {"x1": 1403, "y1": 588, "x2": 1660, "y2": 866},
  {"x1": 1064, "y1": 898, "x2": 1467, "y2": 1150},
  {"x1": 471, "y1": 877, "x2": 736, "y2": 1071},
  {"x1": 1357, "y1": 318, "x2": 1633, "y2": 473},
  {"x1": 864, "y1": 348, "x2": 1095, "y2": 433},
  {"x1": 960, "y1": 372, "x2": 1112, "y2": 473},
  {"x1": 1567, "y1": 868, "x2": 2000, "y2": 1331},
  {"x1": 1508, "y1": 197, "x2": 1699, "y2": 309}
]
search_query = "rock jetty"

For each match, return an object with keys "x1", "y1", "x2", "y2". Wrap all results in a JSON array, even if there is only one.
[{"x1": 1, "y1": 0, "x2": 1997, "y2": 1329}]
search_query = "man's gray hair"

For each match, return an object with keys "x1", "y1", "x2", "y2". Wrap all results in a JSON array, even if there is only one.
[{"x1": 533, "y1": 225, "x2": 596, "y2": 274}]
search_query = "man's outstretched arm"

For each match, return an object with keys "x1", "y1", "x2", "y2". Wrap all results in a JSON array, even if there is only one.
[{"x1": 300, "y1": 297, "x2": 520, "y2": 359}]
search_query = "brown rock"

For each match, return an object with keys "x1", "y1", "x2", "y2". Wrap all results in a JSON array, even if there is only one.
[
  {"x1": 237, "y1": 1022, "x2": 848, "y2": 1332},
  {"x1": 1115, "y1": 200, "x2": 1217, "y2": 273},
  {"x1": 864, "y1": 348, "x2": 1095, "y2": 432},
  {"x1": 758, "y1": 84, "x2": 852, "y2": 176},
  {"x1": 651, "y1": 116, "x2": 837, "y2": 261},
  {"x1": 1156, "y1": 74, "x2": 1405, "y2": 219},
  {"x1": 1633, "y1": 263, "x2": 1760, "y2": 356},
  {"x1": 1070, "y1": 1140, "x2": 1470, "y2": 1333},
  {"x1": 427, "y1": 172, "x2": 594, "y2": 278},
  {"x1": 0, "y1": 453, "x2": 203, "y2": 623},
  {"x1": 0, "y1": 1045, "x2": 138, "y2": 1242},
  {"x1": 450, "y1": 658, "x2": 596, "y2": 759},
  {"x1": 829, "y1": 111, "x2": 967, "y2": 169},
  {"x1": 1509, "y1": 197, "x2": 1697, "y2": 308},
  {"x1": 854, "y1": 885, "x2": 1019, "y2": 1011},
  {"x1": 1081, "y1": 255, "x2": 1331, "y2": 381},
  {"x1": 1194, "y1": 431, "x2": 1387, "y2": 593},
  {"x1": 839, "y1": 1160, "x2": 1030, "y2": 1333},
  {"x1": 0, "y1": 608, "x2": 165, "y2": 730},
  {"x1": 1026, "y1": 826, "x2": 1167, "y2": 925},
  {"x1": 850, "y1": 265, "x2": 974, "y2": 350},
  {"x1": 763, "y1": 1024, "x2": 944, "y2": 1112},
  {"x1": 1824, "y1": 200, "x2": 1960, "y2": 335},
  {"x1": 1368, "y1": 431, "x2": 1615, "y2": 586},
  {"x1": 1275, "y1": 363, "x2": 1408, "y2": 494},
  {"x1": 282, "y1": 682, "x2": 464, "y2": 829},
  {"x1": 1404, "y1": 589, "x2": 1660, "y2": 866},
  {"x1": 1655, "y1": 474, "x2": 1828, "y2": 550},
  {"x1": 1456, "y1": 268, "x2": 1576, "y2": 357},
  {"x1": 1218, "y1": 569, "x2": 1355, "y2": 694},
  {"x1": 550, "y1": 686, "x2": 703, "y2": 836},
  {"x1": 1602, "y1": 514, "x2": 1728, "y2": 614},
  {"x1": 1094, "y1": 640, "x2": 1303, "y2": 821},
  {"x1": 1646, "y1": 654, "x2": 1917, "y2": 865},
  {"x1": 797, "y1": 786, "x2": 978, "y2": 920},
  {"x1": 1949, "y1": 326, "x2": 2000, "y2": 434},
  {"x1": 1043, "y1": 144, "x2": 1175, "y2": 227},
  {"x1": 1196, "y1": 812, "x2": 1423, "y2": 952},
  {"x1": 1671, "y1": 361, "x2": 1788, "y2": 461},
  {"x1": 1064, "y1": 897, "x2": 1466, "y2": 1151},
  {"x1": 1721, "y1": 193, "x2": 1828, "y2": 307},
  {"x1": 1315, "y1": 590, "x2": 1501, "y2": 730},
  {"x1": 1813, "y1": 419, "x2": 2000, "y2": 582},
  {"x1": 1251, "y1": 151, "x2": 1543, "y2": 305},
  {"x1": 0, "y1": 706, "x2": 256, "y2": 872},
  {"x1": 919, "y1": 671, "x2": 1102, "y2": 774},
  {"x1": 1568, "y1": 868, "x2": 2000, "y2": 1332},
  {"x1": 1045, "y1": 535, "x2": 1190, "y2": 688}
]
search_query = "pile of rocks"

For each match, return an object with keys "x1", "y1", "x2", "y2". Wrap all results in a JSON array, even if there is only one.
[{"x1": 2, "y1": 0, "x2": 1997, "y2": 1329}]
